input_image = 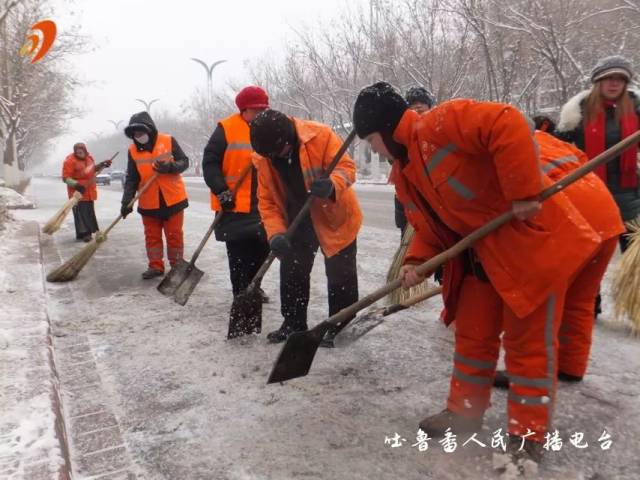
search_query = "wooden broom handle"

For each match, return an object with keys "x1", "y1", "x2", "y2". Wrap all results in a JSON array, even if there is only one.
[
  {"x1": 187, "y1": 162, "x2": 255, "y2": 266},
  {"x1": 246, "y1": 129, "x2": 358, "y2": 291},
  {"x1": 324, "y1": 130, "x2": 640, "y2": 326},
  {"x1": 382, "y1": 285, "x2": 443, "y2": 316},
  {"x1": 102, "y1": 170, "x2": 162, "y2": 236}
]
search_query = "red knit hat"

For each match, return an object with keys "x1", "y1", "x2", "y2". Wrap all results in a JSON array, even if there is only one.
[{"x1": 235, "y1": 86, "x2": 269, "y2": 111}]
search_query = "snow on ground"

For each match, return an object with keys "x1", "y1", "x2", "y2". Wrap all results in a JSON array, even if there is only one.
[
  {"x1": 0, "y1": 202, "x2": 67, "y2": 479},
  {"x1": 7, "y1": 178, "x2": 640, "y2": 479}
]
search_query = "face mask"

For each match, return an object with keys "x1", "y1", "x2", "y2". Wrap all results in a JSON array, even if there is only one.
[{"x1": 135, "y1": 133, "x2": 149, "y2": 144}]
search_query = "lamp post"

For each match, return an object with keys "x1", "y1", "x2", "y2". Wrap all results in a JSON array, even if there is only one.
[
  {"x1": 190, "y1": 58, "x2": 226, "y2": 114},
  {"x1": 135, "y1": 98, "x2": 159, "y2": 114},
  {"x1": 108, "y1": 120, "x2": 123, "y2": 130}
]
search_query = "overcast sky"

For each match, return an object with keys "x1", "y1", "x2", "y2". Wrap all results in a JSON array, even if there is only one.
[{"x1": 46, "y1": 0, "x2": 358, "y2": 167}]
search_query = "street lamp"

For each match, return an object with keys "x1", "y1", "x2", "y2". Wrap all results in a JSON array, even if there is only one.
[
  {"x1": 135, "y1": 98, "x2": 159, "y2": 114},
  {"x1": 108, "y1": 120, "x2": 123, "y2": 130},
  {"x1": 190, "y1": 58, "x2": 227, "y2": 111}
]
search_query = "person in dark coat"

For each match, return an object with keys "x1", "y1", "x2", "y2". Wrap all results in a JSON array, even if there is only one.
[
  {"x1": 556, "y1": 55, "x2": 640, "y2": 252},
  {"x1": 393, "y1": 86, "x2": 437, "y2": 234},
  {"x1": 202, "y1": 86, "x2": 271, "y2": 316}
]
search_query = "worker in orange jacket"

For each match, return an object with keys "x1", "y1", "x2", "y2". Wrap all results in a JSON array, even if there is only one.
[
  {"x1": 353, "y1": 82, "x2": 601, "y2": 467},
  {"x1": 121, "y1": 112, "x2": 189, "y2": 279},
  {"x1": 492, "y1": 130, "x2": 624, "y2": 389},
  {"x1": 250, "y1": 110, "x2": 362, "y2": 347},
  {"x1": 202, "y1": 86, "x2": 271, "y2": 334},
  {"x1": 61, "y1": 142, "x2": 112, "y2": 241}
]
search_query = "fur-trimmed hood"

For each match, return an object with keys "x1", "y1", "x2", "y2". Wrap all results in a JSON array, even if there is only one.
[{"x1": 557, "y1": 87, "x2": 640, "y2": 133}]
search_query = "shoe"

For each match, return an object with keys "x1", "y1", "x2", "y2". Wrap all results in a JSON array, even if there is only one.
[
  {"x1": 418, "y1": 409, "x2": 483, "y2": 438},
  {"x1": 557, "y1": 371, "x2": 582, "y2": 383},
  {"x1": 494, "y1": 435, "x2": 543, "y2": 477},
  {"x1": 494, "y1": 370, "x2": 510, "y2": 389},
  {"x1": 266, "y1": 323, "x2": 306, "y2": 344},
  {"x1": 141, "y1": 268, "x2": 164, "y2": 280},
  {"x1": 493, "y1": 370, "x2": 583, "y2": 389},
  {"x1": 83, "y1": 235, "x2": 92, "y2": 242},
  {"x1": 259, "y1": 288, "x2": 270, "y2": 304}
]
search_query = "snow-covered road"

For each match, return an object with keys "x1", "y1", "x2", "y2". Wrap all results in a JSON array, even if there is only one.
[{"x1": 11, "y1": 178, "x2": 640, "y2": 480}]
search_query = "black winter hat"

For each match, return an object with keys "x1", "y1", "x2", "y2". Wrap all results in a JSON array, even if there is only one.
[
  {"x1": 250, "y1": 109, "x2": 296, "y2": 157},
  {"x1": 405, "y1": 86, "x2": 436, "y2": 108},
  {"x1": 591, "y1": 55, "x2": 633, "y2": 83},
  {"x1": 353, "y1": 82, "x2": 408, "y2": 139}
]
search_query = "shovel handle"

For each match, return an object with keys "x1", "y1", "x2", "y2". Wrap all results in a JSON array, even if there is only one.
[
  {"x1": 187, "y1": 163, "x2": 255, "y2": 267},
  {"x1": 246, "y1": 129, "x2": 358, "y2": 292},
  {"x1": 324, "y1": 131, "x2": 640, "y2": 327}
]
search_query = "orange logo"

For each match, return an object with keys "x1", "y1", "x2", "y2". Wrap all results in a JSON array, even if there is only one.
[{"x1": 19, "y1": 20, "x2": 57, "y2": 64}]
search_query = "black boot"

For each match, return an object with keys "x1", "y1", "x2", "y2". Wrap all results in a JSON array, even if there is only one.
[
  {"x1": 557, "y1": 371, "x2": 583, "y2": 382},
  {"x1": 259, "y1": 288, "x2": 270, "y2": 304},
  {"x1": 494, "y1": 370, "x2": 510, "y2": 389},
  {"x1": 266, "y1": 321, "x2": 307, "y2": 344},
  {"x1": 141, "y1": 268, "x2": 164, "y2": 280},
  {"x1": 494, "y1": 435, "x2": 543, "y2": 477},
  {"x1": 418, "y1": 409, "x2": 483, "y2": 438}
]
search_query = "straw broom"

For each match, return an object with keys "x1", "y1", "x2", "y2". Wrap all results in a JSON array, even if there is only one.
[
  {"x1": 46, "y1": 171, "x2": 160, "y2": 283},
  {"x1": 42, "y1": 152, "x2": 119, "y2": 235},
  {"x1": 42, "y1": 191, "x2": 82, "y2": 235},
  {"x1": 613, "y1": 219, "x2": 640, "y2": 335},
  {"x1": 386, "y1": 223, "x2": 432, "y2": 304}
]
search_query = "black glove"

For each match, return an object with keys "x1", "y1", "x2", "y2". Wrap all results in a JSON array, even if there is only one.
[
  {"x1": 434, "y1": 266, "x2": 444, "y2": 285},
  {"x1": 310, "y1": 177, "x2": 335, "y2": 198},
  {"x1": 152, "y1": 159, "x2": 175, "y2": 174},
  {"x1": 97, "y1": 159, "x2": 112, "y2": 169},
  {"x1": 269, "y1": 234, "x2": 291, "y2": 259},
  {"x1": 74, "y1": 183, "x2": 86, "y2": 194},
  {"x1": 216, "y1": 189, "x2": 235, "y2": 211},
  {"x1": 121, "y1": 203, "x2": 133, "y2": 219}
]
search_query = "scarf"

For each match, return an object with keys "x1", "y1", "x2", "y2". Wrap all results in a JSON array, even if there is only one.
[{"x1": 584, "y1": 99, "x2": 638, "y2": 189}]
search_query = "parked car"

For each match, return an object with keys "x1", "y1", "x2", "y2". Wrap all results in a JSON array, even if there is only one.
[
  {"x1": 96, "y1": 173, "x2": 111, "y2": 186},
  {"x1": 110, "y1": 170, "x2": 125, "y2": 181}
]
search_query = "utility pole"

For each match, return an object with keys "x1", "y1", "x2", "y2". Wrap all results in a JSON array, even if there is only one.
[{"x1": 190, "y1": 58, "x2": 226, "y2": 116}]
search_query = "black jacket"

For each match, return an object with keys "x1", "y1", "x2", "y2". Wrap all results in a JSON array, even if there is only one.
[
  {"x1": 555, "y1": 89, "x2": 640, "y2": 221},
  {"x1": 122, "y1": 112, "x2": 189, "y2": 219},
  {"x1": 202, "y1": 123, "x2": 265, "y2": 242}
]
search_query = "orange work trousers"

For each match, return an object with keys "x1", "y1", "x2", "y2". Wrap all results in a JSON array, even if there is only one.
[
  {"x1": 559, "y1": 237, "x2": 618, "y2": 377},
  {"x1": 447, "y1": 275, "x2": 566, "y2": 443},
  {"x1": 141, "y1": 211, "x2": 184, "y2": 272}
]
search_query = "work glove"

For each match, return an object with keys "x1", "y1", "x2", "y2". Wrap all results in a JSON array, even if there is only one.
[
  {"x1": 216, "y1": 189, "x2": 235, "y2": 211},
  {"x1": 120, "y1": 203, "x2": 133, "y2": 219},
  {"x1": 269, "y1": 233, "x2": 292, "y2": 260},
  {"x1": 97, "y1": 159, "x2": 113, "y2": 169},
  {"x1": 152, "y1": 159, "x2": 175, "y2": 174},
  {"x1": 74, "y1": 183, "x2": 86, "y2": 195},
  {"x1": 310, "y1": 177, "x2": 335, "y2": 199}
]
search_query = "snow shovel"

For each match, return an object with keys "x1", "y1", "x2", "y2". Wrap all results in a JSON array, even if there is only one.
[
  {"x1": 158, "y1": 162, "x2": 254, "y2": 305},
  {"x1": 335, "y1": 285, "x2": 443, "y2": 346},
  {"x1": 267, "y1": 130, "x2": 640, "y2": 384},
  {"x1": 228, "y1": 129, "x2": 357, "y2": 339}
]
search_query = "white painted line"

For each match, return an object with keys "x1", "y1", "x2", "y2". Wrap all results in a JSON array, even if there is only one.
[
  {"x1": 81, "y1": 444, "x2": 126, "y2": 458},
  {"x1": 76, "y1": 425, "x2": 119, "y2": 437}
]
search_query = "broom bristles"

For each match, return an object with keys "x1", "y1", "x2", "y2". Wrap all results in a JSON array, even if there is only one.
[
  {"x1": 42, "y1": 193, "x2": 81, "y2": 235},
  {"x1": 386, "y1": 224, "x2": 432, "y2": 304},
  {"x1": 612, "y1": 219, "x2": 640, "y2": 336},
  {"x1": 46, "y1": 234, "x2": 104, "y2": 283}
]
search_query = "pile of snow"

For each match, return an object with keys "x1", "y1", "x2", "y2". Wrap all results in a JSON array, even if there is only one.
[{"x1": 0, "y1": 186, "x2": 35, "y2": 209}]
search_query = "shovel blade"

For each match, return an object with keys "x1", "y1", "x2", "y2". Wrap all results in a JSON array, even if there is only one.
[
  {"x1": 267, "y1": 323, "x2": 331, "y2": 384},
  {"x1": 157, "y1": 259, "x2": 192, "y2": 296},
  {"x1": 172, "y1": 265, "x2": 205, "y2": 306},
  {"x1": 228, "y1": 289, "x2": 263, "y2": 339},
  {"x1": 332, "y1": 307, "x2": 387, "y2": 347}
]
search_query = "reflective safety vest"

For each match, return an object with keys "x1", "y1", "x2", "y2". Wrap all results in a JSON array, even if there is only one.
[
  {"x1": 210, "y1": 113, "x2": 253, "y2": 213},
  {"x1": 129, "y1": 133, "x2": 187, "y2": 210}
]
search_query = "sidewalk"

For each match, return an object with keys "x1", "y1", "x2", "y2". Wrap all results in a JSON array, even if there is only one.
[{"x1": 0, "y1": 214, "x2": 70, "y2": 479}]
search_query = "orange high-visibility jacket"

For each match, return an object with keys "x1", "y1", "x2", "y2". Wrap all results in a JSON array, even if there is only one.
[
  {"x1": 62, "y1": 153, "x2": 98, "y2": 201},
  {"x1": 129, "y1": 133, "x2": 187, "y2": 210},
  {"x1": 396, "y1": 101, "x2": 601, "y2": 319},
  {"x1": 210, "y1": 113, "x2": 254, "y2": 213},
  {"x1": 253, "y1": 118, "x2": 362, "y2": 258},
  {"x1": 535, "y1": 130, "x2": 624, "y2": 242}
]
